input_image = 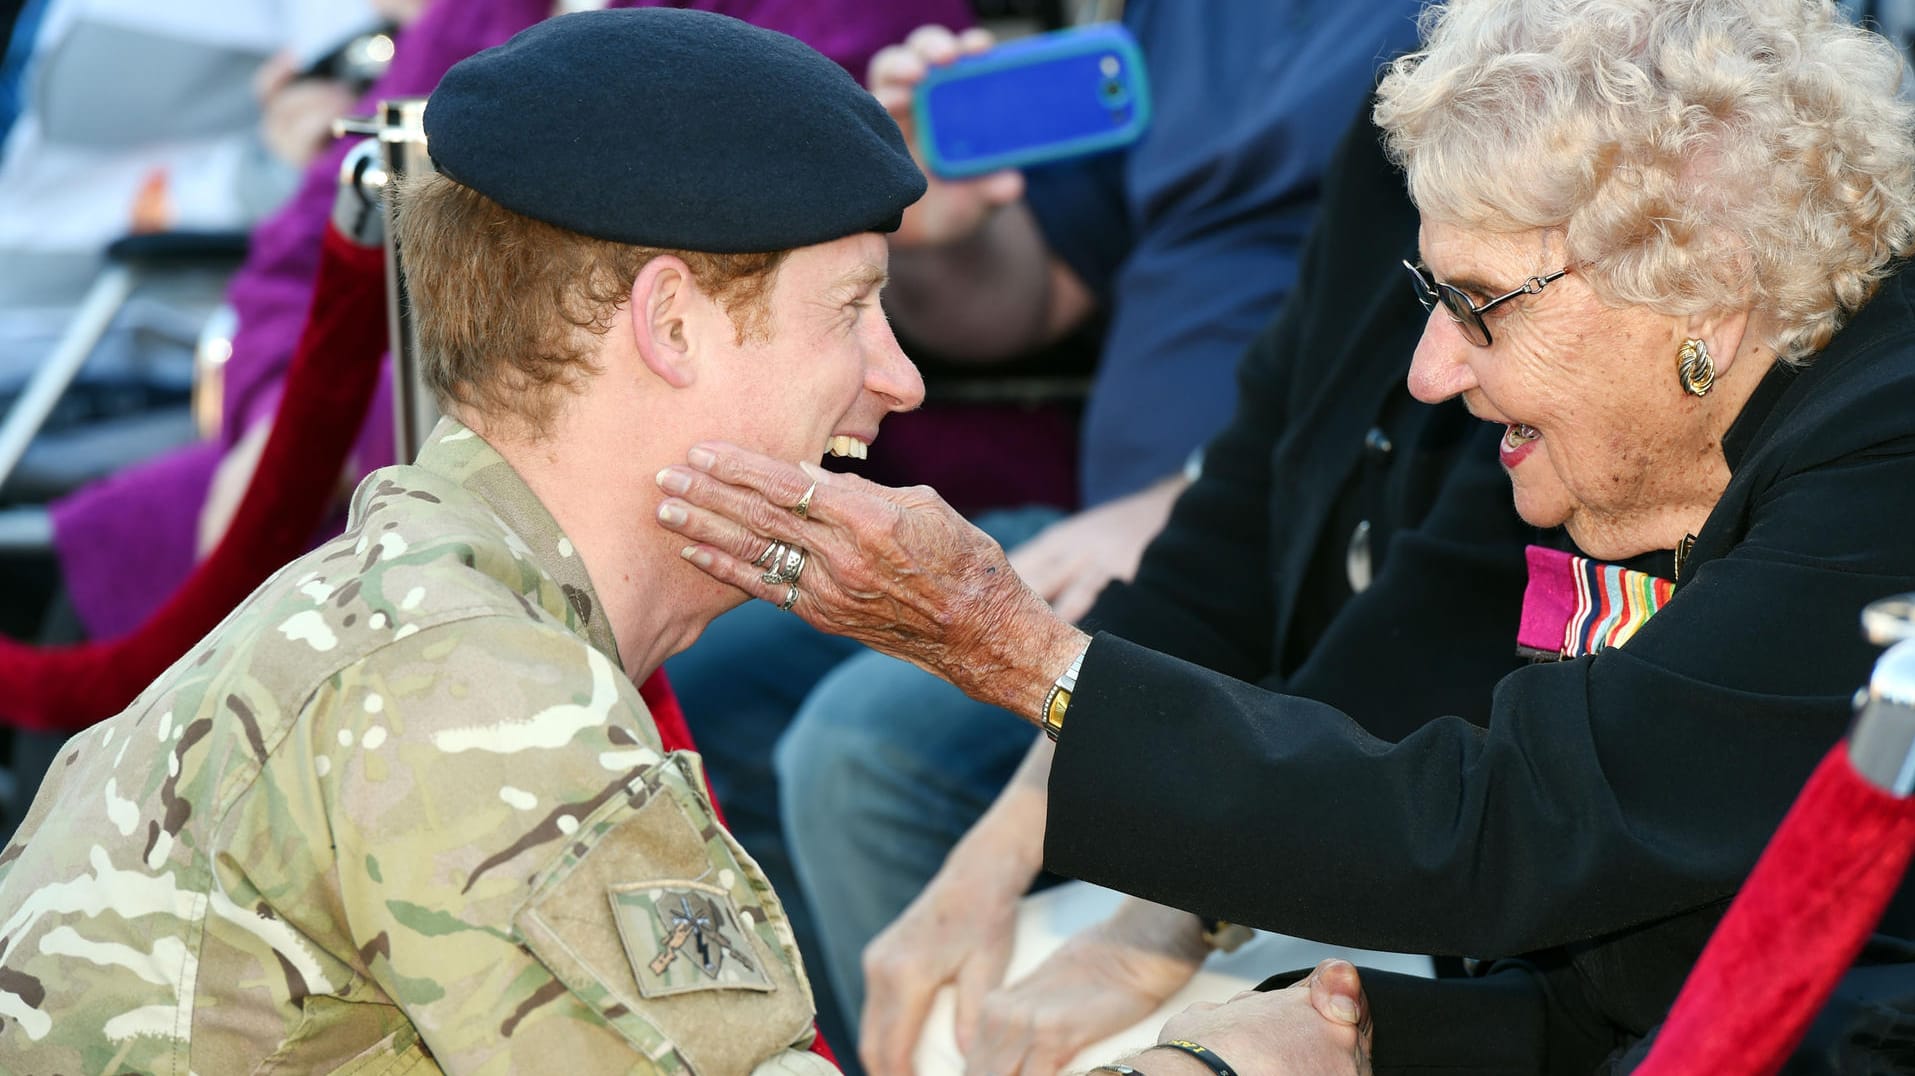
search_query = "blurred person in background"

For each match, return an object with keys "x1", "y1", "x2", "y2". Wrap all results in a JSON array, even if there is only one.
[{"x1": 0, "y1": 0, "x2": 382, "y2": 402}]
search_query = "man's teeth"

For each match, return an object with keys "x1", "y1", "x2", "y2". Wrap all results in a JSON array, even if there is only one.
[
  {"x1": 827, "y1": 435, "x2": 867, "y2": 460},
  {"x1": 1504, "y1": 423, "x2": 1540, "y2": 448}
]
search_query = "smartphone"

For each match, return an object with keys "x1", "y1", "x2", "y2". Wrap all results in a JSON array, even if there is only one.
[{"x1": 912, "y1": 23, "x2": 1151, "y2": 179}]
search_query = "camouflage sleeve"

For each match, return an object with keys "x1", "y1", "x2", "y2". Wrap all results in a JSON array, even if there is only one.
[{"x1": 237, "y1": 615, "x2": 832, "y2": 1075}]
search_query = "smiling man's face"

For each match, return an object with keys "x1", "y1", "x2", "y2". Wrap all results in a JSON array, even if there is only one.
[{"x1": 692, "y1": 232, "x2": 924, "y2": 468}]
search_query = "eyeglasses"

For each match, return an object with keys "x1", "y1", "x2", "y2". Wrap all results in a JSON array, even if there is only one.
[{"x1": 1403, "y1": 260, "x2": 1570, "y2": 347}]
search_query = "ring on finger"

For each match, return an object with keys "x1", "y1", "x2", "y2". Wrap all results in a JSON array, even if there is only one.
[
  {"x1": 776, "y1": 545, "x2": 807, "y2": 585},
  {"x1": 751, "y1": 539, "x2": 783, "y2": 569},
  {"x1": 793, "y1": 481, "x2": 817, "y2": 520},
  {"x1": 758, "y1": 543, "x2": 793, "y2": 584},
  {"x1": 779, "y1": 583, "x2": 799, "y2": 612}
]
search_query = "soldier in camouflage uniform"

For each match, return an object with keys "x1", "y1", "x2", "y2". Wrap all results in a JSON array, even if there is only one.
[{"x1": 0, "y1": 9, "x2": 926, "y2": 1073}]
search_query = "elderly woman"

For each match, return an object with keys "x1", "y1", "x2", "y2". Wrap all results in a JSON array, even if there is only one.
[{"x1": 656, "y1": 0, "x2": 1915, "y2": 1070}]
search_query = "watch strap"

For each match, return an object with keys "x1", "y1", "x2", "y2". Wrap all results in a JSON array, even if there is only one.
[{"x1": 1041, "y1": 644, "x2": 1087, "y2": 741}]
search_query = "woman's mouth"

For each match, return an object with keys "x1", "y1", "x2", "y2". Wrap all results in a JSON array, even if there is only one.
[
  {"x1": 827, "y1": 435, "x2": 868, "y2": 460},
  {"x1": 1500, "y1": 423, "x2": 1540, "y2": 468}
]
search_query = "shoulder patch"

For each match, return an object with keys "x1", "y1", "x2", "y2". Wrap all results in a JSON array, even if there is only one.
[{"x1": 611, "y1": 880, "x2": 774, "y2": 997}]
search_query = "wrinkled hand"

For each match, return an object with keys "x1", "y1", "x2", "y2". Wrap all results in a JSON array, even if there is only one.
[
  {"x1": 656, "y1": 443, "x2": 1083, "y2": 712},
  {"x1": 1009, "y1": 476, "x2": 1188, "y2": 623},
  {"x1": 869, "y1": 25, "x2": 1026, "y2": 247},
  {"x1": 858, "y1": 840, "x2": 1027, "y2": 1075},
  {"x1": 964, "y1": 900, "x2": 1207, "y2": 1076},
  {"x1": 1151, "y1": 960, "x2": 1374, "y2": 1076}
]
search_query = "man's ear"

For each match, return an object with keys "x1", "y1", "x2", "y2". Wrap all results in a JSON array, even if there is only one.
[{"x1": 631, "y1": 255, "x2": 699, "y2": 388}]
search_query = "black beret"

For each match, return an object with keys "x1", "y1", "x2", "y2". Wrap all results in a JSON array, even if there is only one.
[{"x1": 424, "y1": 8, "x2": 926, "y2": 253}]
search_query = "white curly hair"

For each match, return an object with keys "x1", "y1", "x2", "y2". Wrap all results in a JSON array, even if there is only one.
[{"x1": 1375, "y1": 0, "x2": 1915, "y2": 362}]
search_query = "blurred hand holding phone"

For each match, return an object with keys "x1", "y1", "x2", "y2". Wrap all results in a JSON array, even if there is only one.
[{"x1": 911, "y1": 23, "x2": 1151, "y2": 180}]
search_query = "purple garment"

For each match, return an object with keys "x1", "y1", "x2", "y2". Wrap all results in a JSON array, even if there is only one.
[{"x1": 51, "y1": 0, "x2": 971, "y2": 639}]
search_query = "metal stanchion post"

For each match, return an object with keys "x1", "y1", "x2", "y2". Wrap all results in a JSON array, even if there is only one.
[
  {"x1": 1851, "y1": 593, "x2": 1915, "y2": 794},
  {"x1": 335, "y1": 97, "x2": 438, "y2": 464}
]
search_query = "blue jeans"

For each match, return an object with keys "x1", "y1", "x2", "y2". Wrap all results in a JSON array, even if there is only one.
[{"x1": 663, "y1": 505, "x2": 1061, "y2": 1057}]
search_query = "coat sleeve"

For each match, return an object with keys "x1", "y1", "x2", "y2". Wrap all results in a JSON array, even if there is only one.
[
  {"x1": 1046, "y1": 422, "x2": 1915, "y2": 959},
  {"x1": 242, "y1": 617, "x2": 833, "y2": 1075}
]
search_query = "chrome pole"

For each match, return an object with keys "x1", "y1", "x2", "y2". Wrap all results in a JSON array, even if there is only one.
[
  {"x1": 335, "y1": 98, "x2": 437, "y2": 463},
  {"x1": 1849, "y1": 593, "x2": 1915, "y2": 795}
]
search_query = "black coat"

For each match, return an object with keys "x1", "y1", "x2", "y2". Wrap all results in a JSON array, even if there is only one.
[{"x1": 1050, "y1": 107, "x2": 1915, "y2": 1071}]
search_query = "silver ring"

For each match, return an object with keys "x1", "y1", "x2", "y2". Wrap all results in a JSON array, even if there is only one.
[
  {"x1": 793, "y1": 481, "x2": 817, "y2": 519},
  {"x1": 758, "y1": 542, "x2": 792, "y2": 583},
  {"x1": 752, "y1": 539, "x2": 783, "y2": 569},
  {"x1": 779, "y1": 584, "x2": 799, "y2": 611},
  {"x1": 776, "y1": 545, "x2": 807, "y2": 585}
]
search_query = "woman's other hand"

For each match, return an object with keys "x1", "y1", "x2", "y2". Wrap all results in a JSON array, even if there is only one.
[
  {"x1": 656, "y1": 442, "x2": 1086, "y2": 717},
  {"x1": 1150, "y1": 960, "x2": 1374, "y2": 1076}
]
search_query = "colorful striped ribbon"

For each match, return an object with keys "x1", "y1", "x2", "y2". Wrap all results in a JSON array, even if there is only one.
[{"x1": 1516, "y1": 545, "x2": 1676, "y2": 661}]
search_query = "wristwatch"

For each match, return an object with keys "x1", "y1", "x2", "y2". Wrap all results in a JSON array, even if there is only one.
[{"x1": 1040, "y1": 646, "x2": 1088, "y2": 741}]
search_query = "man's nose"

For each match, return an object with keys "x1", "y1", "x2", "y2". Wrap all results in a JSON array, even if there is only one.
[{"x1": 867, "y1": 320, "x2": 925, "y2": 412}]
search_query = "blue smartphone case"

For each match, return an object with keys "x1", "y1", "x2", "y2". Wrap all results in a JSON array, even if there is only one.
[{"x1": 913, "y1": 23, "x2": 1151, "y2": 179}]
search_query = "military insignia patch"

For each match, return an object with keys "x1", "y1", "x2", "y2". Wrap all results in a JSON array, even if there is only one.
[{"x1": 610, "y1": 880, "x2": 775, "y2": 997}]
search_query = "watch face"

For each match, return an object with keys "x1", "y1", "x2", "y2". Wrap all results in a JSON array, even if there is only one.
[{"x1": 1042, "y1": 686, "x2": 1071, "y2": 740}]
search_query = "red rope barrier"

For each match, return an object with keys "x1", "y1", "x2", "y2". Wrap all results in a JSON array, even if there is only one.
[
  {"x1": 0, "y1": 228, "x2": 387, "y2": 731},
  {"x1": 1636, "y1": 742, "x2": 1915, "y2": 1075}
]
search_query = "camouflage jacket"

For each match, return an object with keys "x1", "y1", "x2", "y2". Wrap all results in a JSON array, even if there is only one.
[{"x1": 0, "y1": 420, "x2": 831, "y2": 1075}]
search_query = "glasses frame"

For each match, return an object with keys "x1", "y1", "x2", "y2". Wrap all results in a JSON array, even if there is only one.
[{"x1": 1403, "y1": 260, "x2": 1570, "y2": 347}]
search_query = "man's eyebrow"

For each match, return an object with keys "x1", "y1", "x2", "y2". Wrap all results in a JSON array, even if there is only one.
[{"x1": 830, "y1": 264, "x2": 889, "y2": 298}]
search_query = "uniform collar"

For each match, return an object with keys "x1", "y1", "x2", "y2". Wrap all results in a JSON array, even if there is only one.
[{"x1": 410, "y1": 416, "x2": 624, "y2": 668}]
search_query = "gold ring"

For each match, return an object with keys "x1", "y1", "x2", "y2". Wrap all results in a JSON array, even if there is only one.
[{"x1": 793, "y1": 481, "x2": 817, "y2": 519}]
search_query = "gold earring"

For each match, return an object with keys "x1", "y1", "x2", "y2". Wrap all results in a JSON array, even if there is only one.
[{"x1": 1677, "y1": 338, "x2": 1715, "y2": 397}]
